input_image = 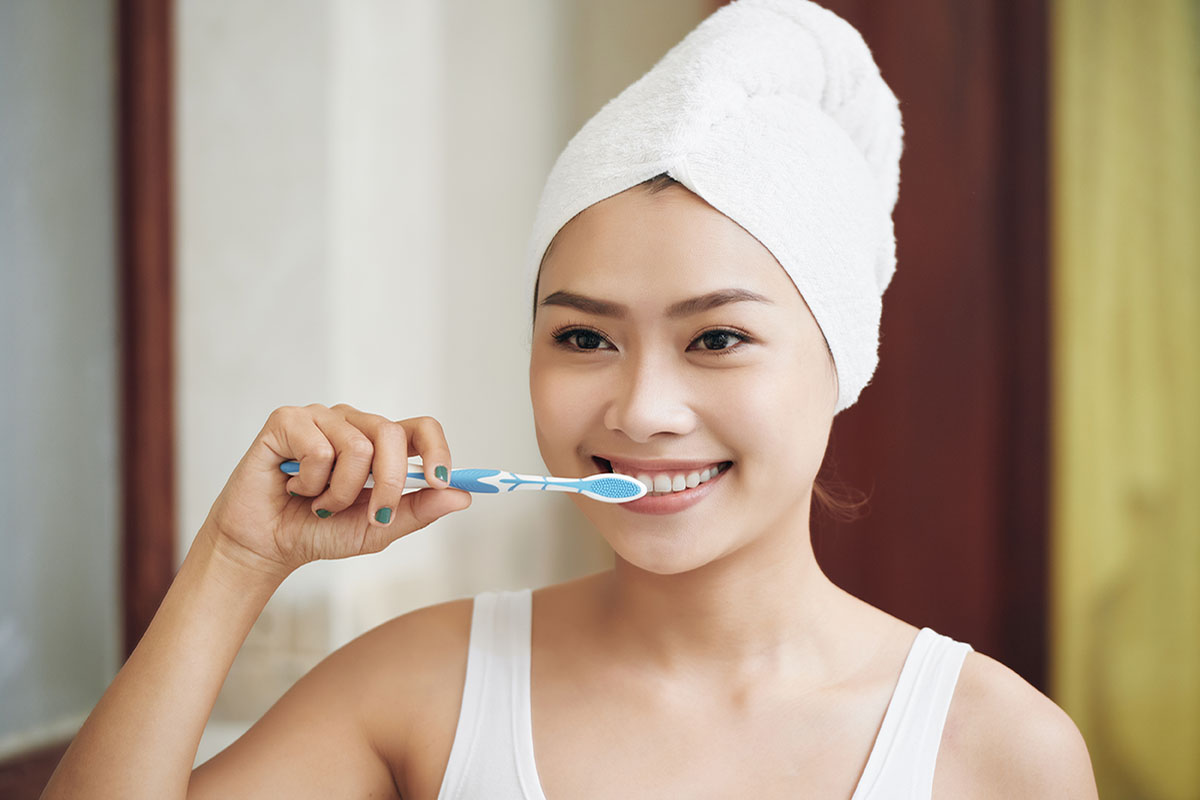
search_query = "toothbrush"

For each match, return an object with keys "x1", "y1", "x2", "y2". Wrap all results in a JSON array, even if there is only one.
[{"x1": 277, "y1": 459, "x2": 647, "y2": 504}]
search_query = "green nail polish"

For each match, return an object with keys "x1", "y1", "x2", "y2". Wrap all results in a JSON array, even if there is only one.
[
  {"x1": 435, "y1": 465, "x2": 449, "y2": 482},
  {"x1": 375, "y1": 507, "x2": 392, "y2": 524},
  {"x1": 289, "y1": 491, "x2": 298, "y2": 497},
  {"x1": 316, "y1": 508, "x2": 332, "y2": 519}
]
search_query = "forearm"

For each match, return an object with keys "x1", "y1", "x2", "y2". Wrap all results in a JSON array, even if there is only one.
[{"x1": 42, "y1": 528, "x2": 284, "y2": 799}]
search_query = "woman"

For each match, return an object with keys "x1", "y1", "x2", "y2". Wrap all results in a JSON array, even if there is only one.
[{"x1": 45, "y1": 1, "x2": 1098, "y2": 797}]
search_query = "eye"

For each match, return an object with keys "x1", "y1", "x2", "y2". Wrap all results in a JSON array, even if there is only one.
[
  {"x1": 692, "y1": 329, "x2": 748, "y2": 355},
  {"x1": 552, "y1": 327, "x2": 613, "y2": 352},
  {"x1": 549, "y1": 325, "x2": 752, "y2": 357}
]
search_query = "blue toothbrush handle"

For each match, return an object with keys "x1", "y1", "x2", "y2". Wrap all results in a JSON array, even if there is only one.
[
  {"x1": 276, "y1": 461, "x2": 644, "y2": 502},
  {"x1": 277, "y1": 460, "x2": 501, "y2": 493}
]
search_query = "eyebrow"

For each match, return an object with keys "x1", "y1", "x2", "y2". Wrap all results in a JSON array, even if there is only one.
[{"x1": 538, "y1": 288, "x2": 773, "y2": 319}]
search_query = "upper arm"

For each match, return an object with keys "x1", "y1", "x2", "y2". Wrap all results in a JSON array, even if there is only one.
[
  {"x1": 188, "y1": 596, "x2": 473, "y2": 799},
  {"x1": 941, "y1": 651, "x2": 1100, "y2": 800},
  {"x1": 1008, "y1": 695, "x2": 1099, "y2": 799}
]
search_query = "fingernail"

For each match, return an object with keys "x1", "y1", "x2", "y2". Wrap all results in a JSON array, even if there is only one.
[
  {"x1": 316, "y1": 508, "x2": 332, "y2": 519},
  {"x1": 289, "y1": 491, "x2": 298, "y2": 497},
  {"x1": 375, "y1": 507, "x2": 392, "y2": 524},
  {"x1": 435, "y1": 465, "x2": 449, "y2": 483}
]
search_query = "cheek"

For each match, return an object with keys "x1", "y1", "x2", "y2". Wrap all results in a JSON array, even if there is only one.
[
  {"x1": 733, "y1": 362, "x2": 833, "y2": 484},
  {"x1": 530, "y1": 362, "x2": 598, "y2": 451},
  {"x1": 532, "y1": 364, "x2": 593, "y2": 416},
  {"x1": 723, "y1": 373, "x2": 788, "y2": 459}
]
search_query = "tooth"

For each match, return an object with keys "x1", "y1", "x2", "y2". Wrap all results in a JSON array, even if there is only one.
[{"x1": 612, "y1": 464, "x2": 730, "y2": 495}]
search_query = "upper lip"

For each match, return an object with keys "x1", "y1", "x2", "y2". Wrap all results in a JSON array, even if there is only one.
[{"x1": 593, "y1": 455, "x2": 731, "y2": 474}]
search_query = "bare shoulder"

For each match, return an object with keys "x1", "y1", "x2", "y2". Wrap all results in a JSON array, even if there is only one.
[
  {"x1": 347, "y1": 595, "x2": 476, "y2": 796},
  {"x1": 935, "y1": 649, "x2": 1099, "y2": 800},
  {"x1": 189, "y1": 595, "x2": 474, "y2": 799}
]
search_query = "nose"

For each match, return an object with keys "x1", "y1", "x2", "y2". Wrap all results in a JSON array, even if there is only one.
[{"x1": 602, "y1": 348, "x2": 698, "y2": 443}]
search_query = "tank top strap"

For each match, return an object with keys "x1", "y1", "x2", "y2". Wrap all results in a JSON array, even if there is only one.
[
  {"x1": 437, "y1": 588, "x2": 538, "y2": 800},
  {"x1": 851, "y1": 627, "x2": 974, "y2": 800}
]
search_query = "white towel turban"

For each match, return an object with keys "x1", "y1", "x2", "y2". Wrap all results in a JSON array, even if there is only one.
[{"x1": 524, "y1": 0, "x2": 903, "y2": 414}]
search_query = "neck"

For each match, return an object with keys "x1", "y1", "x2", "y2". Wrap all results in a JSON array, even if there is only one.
[{"x1": 593, "y1": 501, "x2": 867, "y2": 694}]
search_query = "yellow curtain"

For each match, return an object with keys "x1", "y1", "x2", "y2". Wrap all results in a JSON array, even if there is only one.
[{"x1": 1052, "y1": 0, "x2": 1200, "y2": 797}]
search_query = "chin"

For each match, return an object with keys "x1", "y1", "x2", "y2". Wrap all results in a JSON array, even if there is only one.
[
  {"x1": 613, "y1": 551, "x2": 713, "y2": 577},
  {"x1": 597, "y1": 521, "x2": 732, "y2": 576}
]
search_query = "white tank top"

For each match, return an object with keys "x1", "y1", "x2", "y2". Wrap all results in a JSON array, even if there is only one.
[{"x1": 437, "y1": 589, "x2": 973, "y2": 799}]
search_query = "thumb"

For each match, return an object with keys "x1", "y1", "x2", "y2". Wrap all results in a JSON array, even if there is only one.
[
  {"x1": 439, "y1": 488, "x2": 473, "y2": 513},
  {"x1": 401, "y1": 487, "x2": 472, "y2": 529}
]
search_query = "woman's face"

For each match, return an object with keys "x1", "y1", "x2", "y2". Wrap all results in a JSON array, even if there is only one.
[{"x1": 529, "y1": 184, "x2": 837, "y2": 574}]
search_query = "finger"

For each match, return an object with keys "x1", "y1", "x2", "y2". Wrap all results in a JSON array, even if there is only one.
[
  {"x1": 270, "y1": 407, "x2": 338, "y2": 498},
  {"x1": 307, "y1": 406, "x2": 374, "y2": 516},
  {"x1": 405, "y1": 416, "x2": 454, "y2": 490},
  {"x1": 362, "y1": 418, "x2": 411, "y2": 528},
  {"x1": 327, "y1": 406, "x2": 419, "y2": 527}
]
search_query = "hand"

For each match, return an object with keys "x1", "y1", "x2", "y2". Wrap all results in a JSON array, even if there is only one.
[{"x1": 199, "y1": 404, "x2": 471, "y2": 580}]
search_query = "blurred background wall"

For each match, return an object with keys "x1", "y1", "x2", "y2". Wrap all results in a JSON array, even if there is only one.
[
  {"x1": 1, "y1": 0, "x2": 1196, "y2": 797},
  {"x1": 0, "y1": 0, "x2": 122, "y2": 768},
  {"x1": 1052, "y1": 0, "x2": 1199, "y2": 795}
]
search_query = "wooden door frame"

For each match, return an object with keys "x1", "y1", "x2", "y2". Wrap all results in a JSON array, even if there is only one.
[{"x1": 117, "y1": 0, "x2": 177, "y2": 662}]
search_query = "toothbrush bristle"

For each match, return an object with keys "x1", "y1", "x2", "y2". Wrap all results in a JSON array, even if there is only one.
[{"x1": 584, "y1": 475, "x2": 645, "y2": 500}]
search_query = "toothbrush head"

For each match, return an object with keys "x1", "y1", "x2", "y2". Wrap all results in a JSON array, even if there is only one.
[{"x1": 577, "y1": 472, "x2": 648, "y2": 503}]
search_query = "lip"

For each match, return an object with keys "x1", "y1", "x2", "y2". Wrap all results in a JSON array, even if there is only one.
[{"x1": 612, "y1": 461, "x2": 733, "y2": 515}]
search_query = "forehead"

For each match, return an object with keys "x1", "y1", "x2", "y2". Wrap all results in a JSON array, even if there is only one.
[{"x1": 538, "y1": 185, "x2": 801, "y2": 306}]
